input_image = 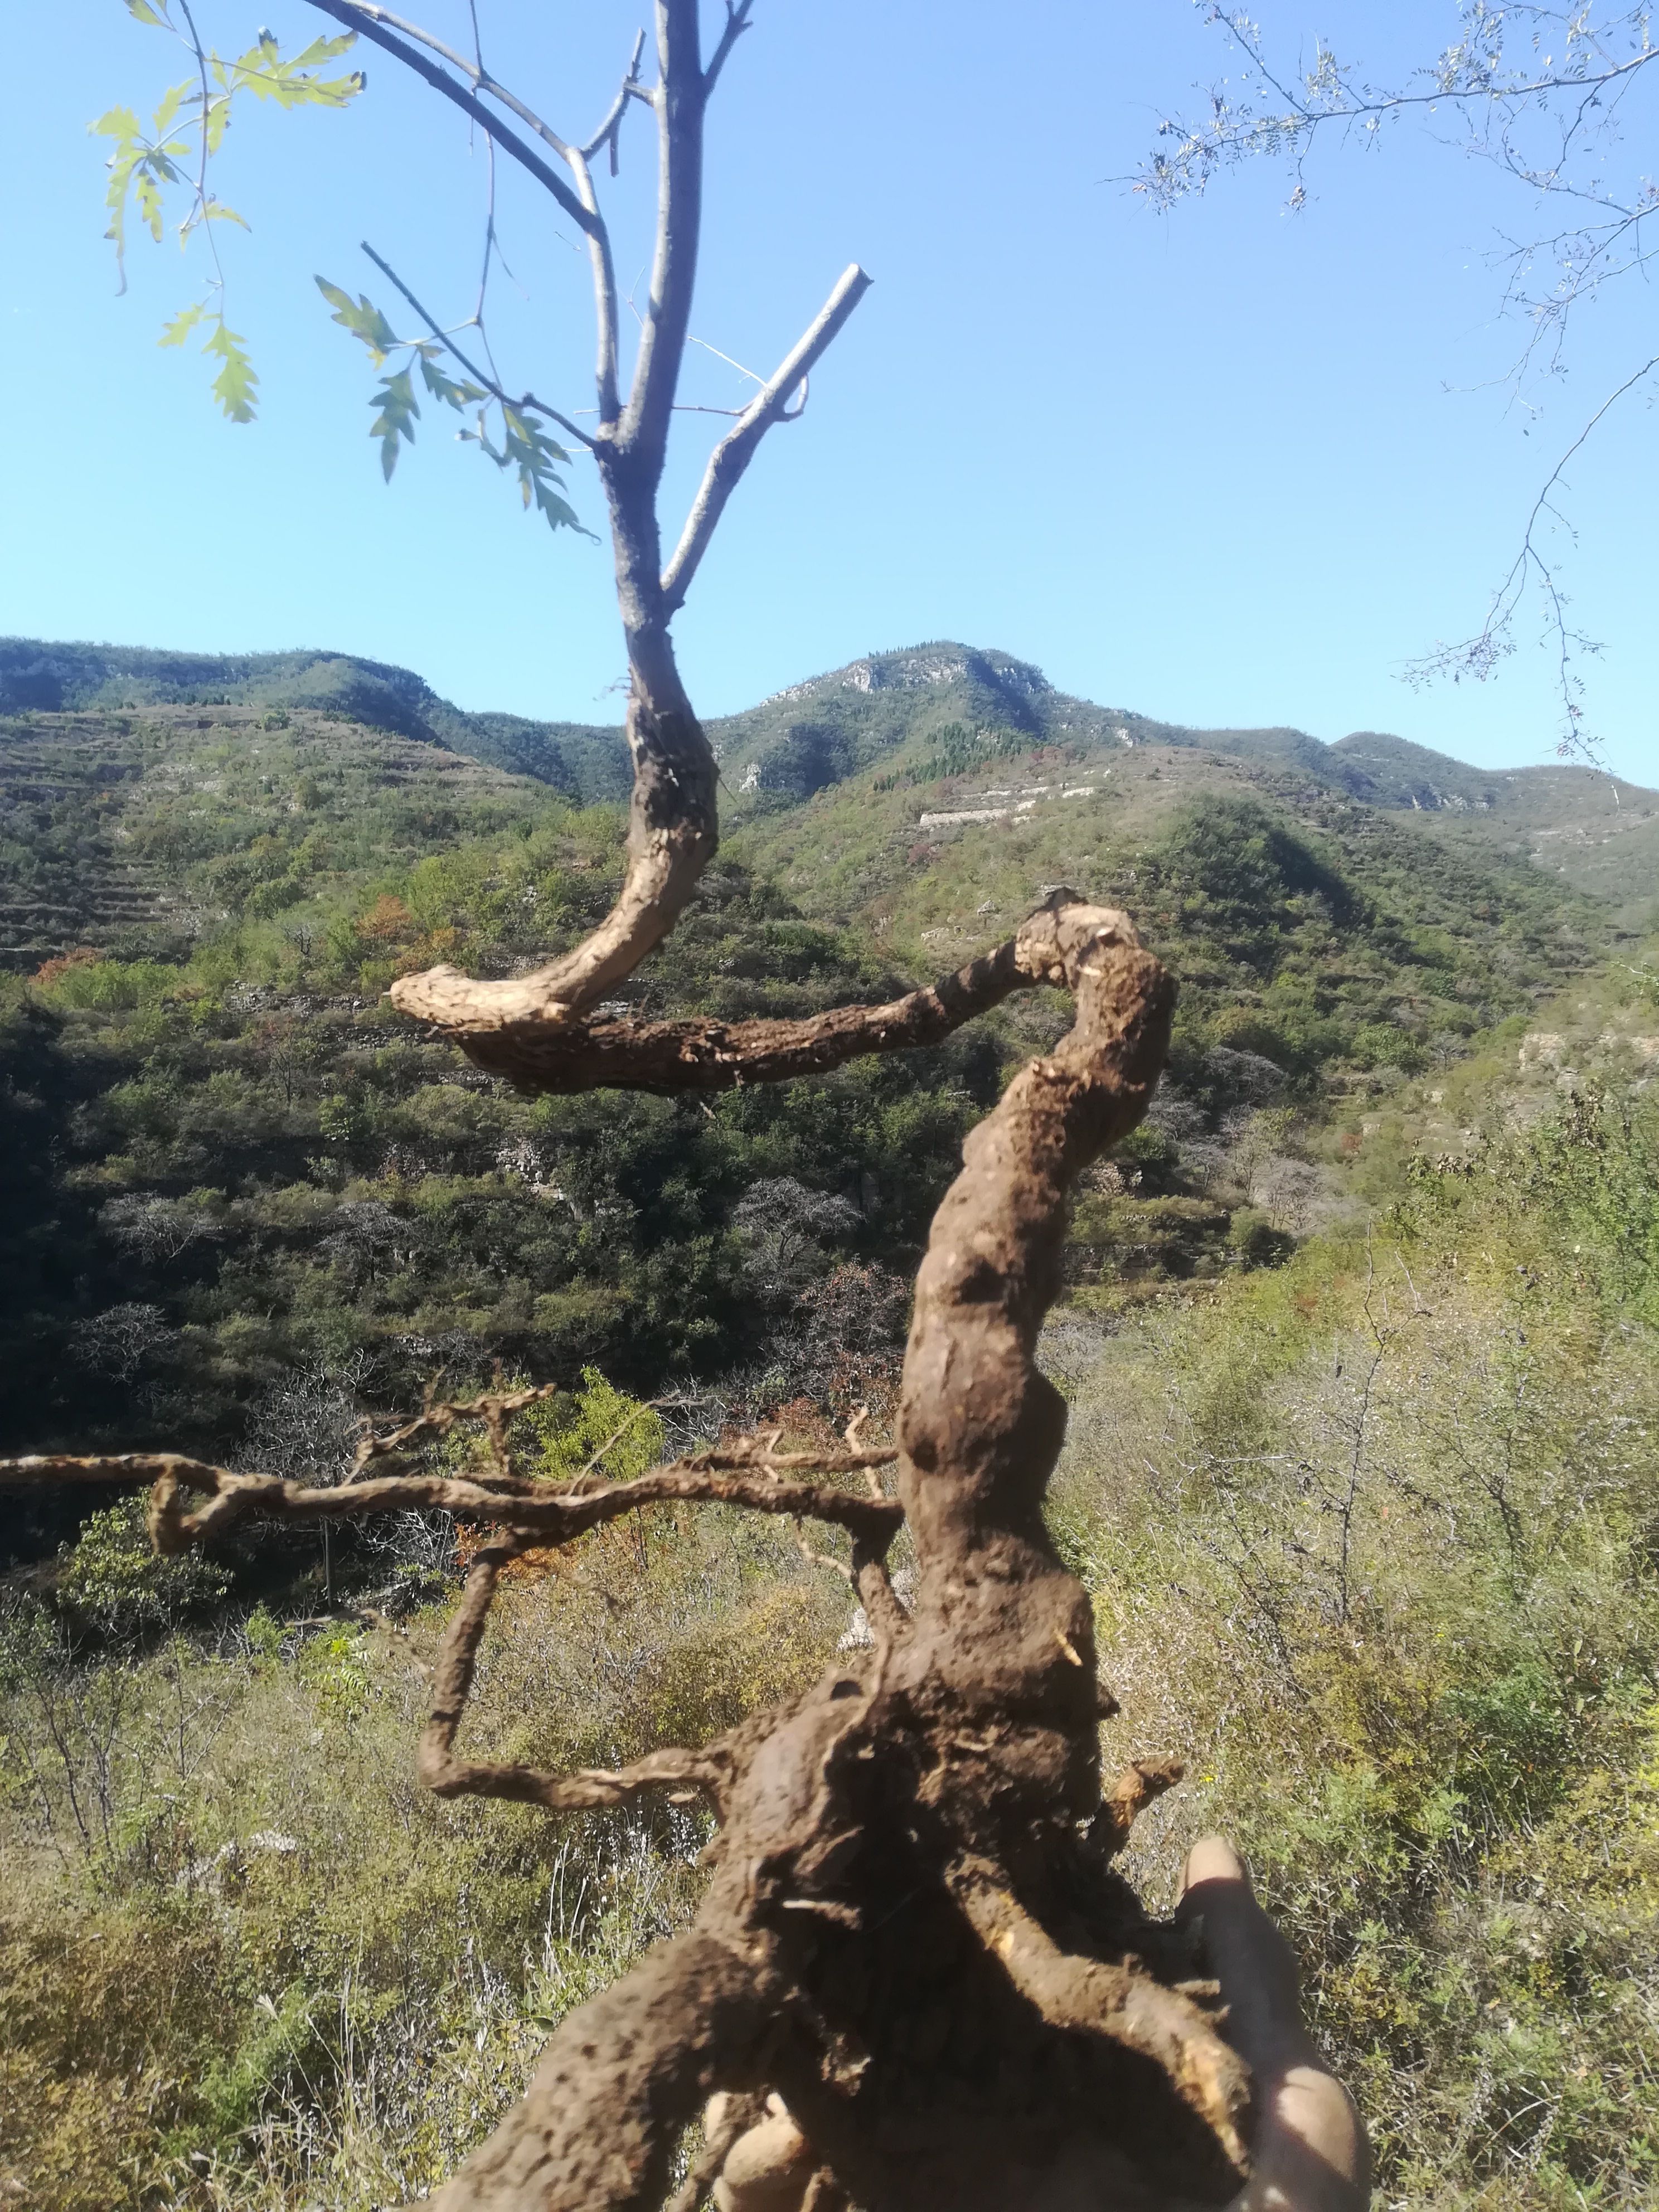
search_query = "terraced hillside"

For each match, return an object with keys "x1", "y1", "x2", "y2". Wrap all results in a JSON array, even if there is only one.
[
  {"x1": 11, "y1": 637, "x2": 1656, "y2": 926},
  {"x1": 0, "y1": 715, "x2": 168, "y2": 970},
  {"x1": 0, "y1": 700, "x2": 544, "y2": 971},
  {"x1": 0, "y1": 637, "x2": 632, "y2": 806}
]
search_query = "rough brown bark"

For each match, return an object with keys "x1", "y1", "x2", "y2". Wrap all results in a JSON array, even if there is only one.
[
  {"x1": 2, "y1": 903, "x2": 1251, "y2": 2207},
  {"x1": 386, "y1": 915, "x2": 1065, "y2": 1089},
  {"x1": 1, "y1": 1450, "x2": 901, "y2": 1556},
  {"x1": 419, "y1": 1931, "x2": 789, "y2": 2212},
  {"x1": 390, "y1": 684, "x2": 719, "y2": 1030},
  {"x1": 336, "y1": 908, "x2": 1249, "y2": 2208}
]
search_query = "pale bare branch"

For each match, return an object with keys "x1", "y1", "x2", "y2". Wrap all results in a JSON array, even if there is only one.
[
  {"x1": 661, "y1": 263, "x2": 872, "y2": 615},
  {"x1": 579, "y1": 27, "x2": 650, "y2": 161},
  {"x1": 614, "y1": 0, "x2": 708, "y2": 484},
  {"x1": 309, "y1": 0, "x2": 574, "y2": 157},
  {"x1": 576, "y1": 30, "x2": 648, "y2": 421}
]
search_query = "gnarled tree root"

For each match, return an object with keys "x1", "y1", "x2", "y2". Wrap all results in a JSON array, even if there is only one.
[
  {"x1": 402, "y1": 907, "x2": 1251, "y2": 2210},
  {"x1": 3, "y1": 904, "x2": 1251, "y2": 2209}
]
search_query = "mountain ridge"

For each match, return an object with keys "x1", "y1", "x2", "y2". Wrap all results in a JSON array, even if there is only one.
[
  {"x1": 9, "y1": 629, "x2": 1653, "y2": 808},
  {"x1": 4, "y1": 633, "x2": 1655, "y2": 925}
]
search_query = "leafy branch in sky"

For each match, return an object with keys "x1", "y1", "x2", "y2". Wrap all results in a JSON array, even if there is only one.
[
  {"x1": 315, "y1": 278, "x2": 586, "y2": 532},
  {"x1": 95, "y1": 2, "x2": 364, "y2": 419},
  {"x1": 98, "y1": 3, "x2": 587, "y2": 530}
]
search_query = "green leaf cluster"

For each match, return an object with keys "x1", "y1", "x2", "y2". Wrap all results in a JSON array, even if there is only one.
[
  {"x1": 94, "y1": 11, "x2": 363, "y2": 419},
  {"x1": 316, "y1": 277, "x2": 585, "y2": 528}
]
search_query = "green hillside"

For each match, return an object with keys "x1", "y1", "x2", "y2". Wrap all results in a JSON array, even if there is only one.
[
  {"x1": 2, "y1": 640, "x2": 1651, "y2": 1517},
  {"x1": 0, "y1": 638, "x2": 632, "y2": 807},
  {"x1": 12, "y1": 635, "x2": 1655, "y2": 921},
  {"x1": 4, "y1": 638, "x2": 1659, "y2": 2209}
]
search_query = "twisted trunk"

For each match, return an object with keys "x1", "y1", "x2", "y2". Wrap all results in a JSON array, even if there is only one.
[
  {"x1": 413, "y1": 908, "x2": 1251, "y2": 2212},
  {"x1": 390, "y1": 610, "x2": 717, "y2": 1031}
]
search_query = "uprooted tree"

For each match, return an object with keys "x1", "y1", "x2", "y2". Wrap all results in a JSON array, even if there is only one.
[{"x1": 6, "y1": 6, "x2": 1259, "y2": 2205}]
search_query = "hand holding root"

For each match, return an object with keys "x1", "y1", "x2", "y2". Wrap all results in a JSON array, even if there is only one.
[
  {"x1": 706, "y1": 1843, "x2": 1369, "y2": 2212},
  {"x1": 7, "y1": 905, "x2": 1265, "y2": 2212}
]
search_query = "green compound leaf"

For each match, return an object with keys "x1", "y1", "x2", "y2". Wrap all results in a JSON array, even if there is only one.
[
  {"x1": 100, "y1": 19, "x2": 362, "y2": 421},
  {"x1": 458, "y1": 404, "x2": 588, "y2": 533},
  {"x1": 205, "y1": 318, "x2": 258, "y2": 423},
  {"x1": 369, "y1": 365, "x2": 420, "y2": 479},
  {"x1": 317, "y1": 278, "x2": 400, "y2": 366},
  {"x1": 501, "y1": 405, "x2": 586, "y2": 533},
  {"x1": 418, "y1": 352, "x2": 488, "y2": 410},
  {"x1": 232, "y1": 31, "x2": 363, "y2": 110}
]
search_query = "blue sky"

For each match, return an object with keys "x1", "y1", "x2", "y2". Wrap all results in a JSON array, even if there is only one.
[{"x1": 3, "y1": 2, "x2": 1655, "y2": 782}]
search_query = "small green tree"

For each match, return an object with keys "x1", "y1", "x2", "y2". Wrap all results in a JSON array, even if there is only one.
[{"x1": 57, "y1": 1495, "x2": 231, "y2": 1642}]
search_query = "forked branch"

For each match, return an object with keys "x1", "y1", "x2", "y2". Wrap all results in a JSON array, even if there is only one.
[{"x1": 293, "y1": 0, "x2": 871, "y2": 1031}]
